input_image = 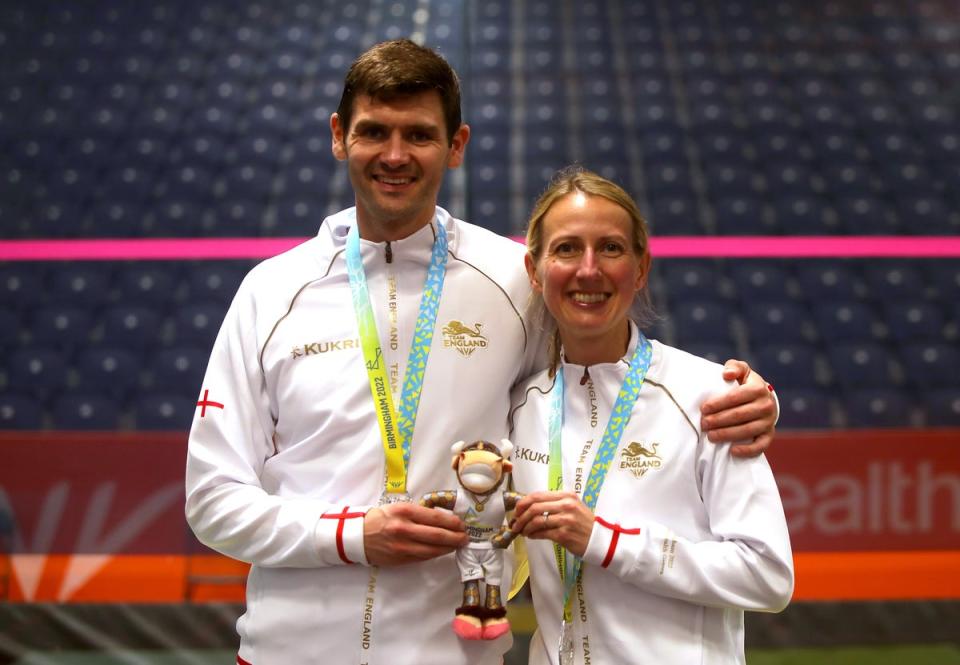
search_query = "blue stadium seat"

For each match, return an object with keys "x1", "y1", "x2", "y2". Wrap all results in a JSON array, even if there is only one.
[
  {"x1": 150, "y1": 346, "x2": 209, "y2": 395},
  {"x1": 685, "y1": 72, "x2": 731, "y2": 102},
  {"x1": 844, "y1": 388, "x2": 913, "y2": 428},
  {"x1": 151, "y1": 199, "x2": 203, "y2": 237},
  {"x1": 74, "y1": 346, "x2": 142, "y2": 399},
  {"x1": 189, "y1": 103, "x2": 241, "y2": 137},
  {"x1": 773, "y1": 195, "x2": 840, "y2": 235},
  {"x1": 900, "y1": 342, "x2": 960, "y2": 389},
  {"x1": 750, "y1": 128, "x2": 810, "y2": 166},
  {"x1": 275, "y1": 162, "x2": 331, "y2": 201},
  {"x1": 660, "y1": 261, "x2": 726, "y2": 300},
  {"x1": 856, "y1": 101, "x2": 904, "y2": 131},
  {"x1": 775, "y1": 388, "x2": 833, "y2": 429},
  {"x1": 173, "y1": 133, "x2": 229, "y2": 170},
  {"x1": 796, "y1": 262, "x2": 861, "y2": 302},
  {"x1": 648, "y1": 197, "x2": 703, "y2": 236},
  {"x1": 52, "y1": 394, "x2": 121, "y2": 431},
  {"x1": 633, "y1": 74, "x2": 672, "y2": 104},
  {"x1": 669, "y1": 299, "x2": 736, "y2": 345},
  {"x1": 85, "y1": 195, "x2": 150, "y2": 237},
  {"x1": 881, "y1": 160, "x2": 939, "y2": 199},
  {"x1": 217, "y1": 163, "x2": 275, "y2": 201},
  {"x1": 8, "y1": 347, "x2": 68, "y2": 399},
  {"x1": 46, "y1": 264, "x2": 112, "y2": 307},
  {"x1": 583, "y1": 130, "x2": 628, "y2": 165},
  {"x1": 834, "y1": 194, "x2": 901, "y2": 235},
  {"x1": 135, "y1": 102, "x2": 184, "y2": 135},
  {"x1": 865, "y1": 131, "x2": 923, "y2": 164},
  {"x1": 883, "y1": 302, "x2": 946, "y2": 343},
  {"x1": 812, "y1": 300, "x2": 882, "y2": 343},
  {"x1": 29, "y1": 305, "x2": 93, "y2": 351},
  {"x1": 752, "y1": 343, "x2": 820, "y2": 390},
  {"x1": 635, "y1": 100, "x2": 678, "y2": 129},
  {"x1": 0, "y1": 393, "x2": 44, "y2": 429},
  {"x1": 0, "y1": 264, "x2": 44, "y2": 310},
  {"x1": 270, "y1": 198, "x2": 327, "y2": 236},
  {"x1": 802, "y1": 101, "x2": 851, "y2": 133},
  {"x1": 690, "y1": 101, "x2": 736, "y2": 130},
  {"x1": 921, "y1": 130, "x2": 960, "y2": 166},
  {"x1": 927, "y1": 261, "x2": 960, "y2": 298},
  {"x1": 185, "y1": 264, "x2": 246, "y2": 304},
  {"x1": 695, "y1": 129, "x2": 751, "y2": 164},
  {"x1": 642, "y1": 130, "x2": 686, "y2": 164},
  {"x1": 100, "y1": 305, "x2": 163, "y2": 350},
  {"x1": 863, "y1": 263, "x2": 927, "y2": 299},
  {"x1": 0, "y1": 309, "x2": 21, "y2": 350},
  {"x1": 157, "y1": 164, "x2": 216, "y2": 206},
  {"x1": 116, "y1": 263, "x2": 180, "y2": 305},
  {"x1": 822, "y1": 160, "x2": 877, "y2": 196},
  {"x1": 713, "y1": 196, "x2": 774, "y2": 235},
  {"x1": 172, "y1": 303, "x2": 227, "y2": 347},
  {"x1": 99, "y1": 163, "x2": 156, "y2": 205},
  {"x1": 469, "y1": 191, "x2": 511, "y2": 236},
  {"x1": 683, "y1": 342, "x2": 738, "y2": 366},
  {"x1": 134, "y1": 393, "x2": 196, "y2": 431},
  {"x1": 230, "y1": 132, "x2": 285, "y2": 170},
  {"x1": 923, "y1": 389, "x2": 960, "y2": 427},
  {"x1": 703, "y1": 163, "x2": 761, "y2": 198},
  {"x1": 729, "y1": 263, "x2": 794, "y2": 301},
  {"x1": 827, "y1": 342, "x2": 897, "y2": 390},
  {"x1": 42, "y1": 162, "x2": 99, "y2": 208},
  {"x1": 743, "y1": 302, "x2": 810, "y2": 345},
  {"x1": 896, "y1": 194, "x2": 954, "y2": 234},
  {"x1": 810, "y1": 130, "x2": 862, "y2": 164}
]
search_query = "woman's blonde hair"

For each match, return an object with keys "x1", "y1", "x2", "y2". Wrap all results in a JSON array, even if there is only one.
[{"x1": 524, "y1": 165, "x2": 656, "y2": 373}]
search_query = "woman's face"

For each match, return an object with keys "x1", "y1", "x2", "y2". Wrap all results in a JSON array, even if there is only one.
[{"x1": 526, "y1": 192, "x2": 649, "y2": 362}]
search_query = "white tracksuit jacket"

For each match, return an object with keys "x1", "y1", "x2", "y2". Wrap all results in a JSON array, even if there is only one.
[
  {"x1": 185, "y1": 207, "x2": 544, "y2": 665},
  {"x1": 509, "y1": 324, "x2": 794, "y2": 665}
]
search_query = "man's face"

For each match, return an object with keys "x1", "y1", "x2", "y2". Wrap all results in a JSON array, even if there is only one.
[{"x1": 331, "y1": 91, "x2": 469, "y2": 242}]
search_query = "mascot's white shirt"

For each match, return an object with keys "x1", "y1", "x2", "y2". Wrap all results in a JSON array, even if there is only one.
[
  {"x1": 509, "y1": 324, "x2": 794, "y2": 665},
  {"x1": 185, "y1": 207, "x2": 543, "y2": 665}
]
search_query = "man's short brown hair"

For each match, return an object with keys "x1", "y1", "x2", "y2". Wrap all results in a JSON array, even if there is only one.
[{"x1": 335, "y1": 39, "x2": 463, "y2": 143}]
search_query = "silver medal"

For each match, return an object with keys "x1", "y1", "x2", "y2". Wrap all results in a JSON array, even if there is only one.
[
  {"x1": 558, "y1": 619, "x2": 575, "y2": 665},
  {"x1": 379, "y1": 491, "x2": 411, "y2": 505}
]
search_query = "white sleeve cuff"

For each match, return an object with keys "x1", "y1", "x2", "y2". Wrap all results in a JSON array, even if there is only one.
[
  {"x1": 342, "y1": 507, "x2": 370, "y2": 566},
  {"x1": 771, "y1": 386, "x2": 780, "y2": 426},
  {"x1": 313, "y1": 504, "x2": 373, "y2": 566},
  {"x1": 582, "y1": 519, "x2": 614, "y2": 568}
]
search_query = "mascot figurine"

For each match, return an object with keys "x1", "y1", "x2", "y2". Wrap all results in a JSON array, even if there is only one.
[{"x1": 420, "y1": 439, "x2": 523, "y2": 640}]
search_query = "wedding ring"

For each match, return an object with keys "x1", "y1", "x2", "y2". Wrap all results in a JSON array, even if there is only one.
[{"x1": 542, "y1": 511, "x2": 550, "y2": 527}]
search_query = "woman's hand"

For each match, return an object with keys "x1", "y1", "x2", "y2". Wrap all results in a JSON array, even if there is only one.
[
  {"x1": 700, "y1": 359, "x2": 777, "y2": 457},
  {"x1": 511, "y1": 491, "x2": 594, "y2": 557}
]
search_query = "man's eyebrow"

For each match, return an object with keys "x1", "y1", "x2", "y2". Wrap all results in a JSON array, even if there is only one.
[
  {"x1": 352, "y1": 119, "x2": 385, "y2": 131},
  {"x1": 408, "y1": 123, "x2": 441, "y2": 134}
]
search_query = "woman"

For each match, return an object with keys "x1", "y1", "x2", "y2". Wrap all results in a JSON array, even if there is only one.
[{"x1": 508, "y1": 167, "x2": 793, "y2": 665}]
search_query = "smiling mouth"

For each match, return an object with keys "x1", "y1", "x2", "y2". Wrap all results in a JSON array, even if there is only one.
[
  {"x1": 374, "y1": 174, "x2": 415, "y2": 186},
  {"x1": 571, "y1": 292, "x2": 609, "y2": 304}
]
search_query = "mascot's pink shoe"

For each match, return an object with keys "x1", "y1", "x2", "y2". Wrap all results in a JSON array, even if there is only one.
[
  {"x1": 481, "y1": 618, "x2": 511, "y2": 640},
  {"x1": 452, "y1": 614, "x2": 483, "y2": 640}
]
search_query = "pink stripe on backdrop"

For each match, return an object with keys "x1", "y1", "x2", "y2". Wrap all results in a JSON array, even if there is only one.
[{"x1": 2, "y1": 236, "x2": 960, "y2": 261}]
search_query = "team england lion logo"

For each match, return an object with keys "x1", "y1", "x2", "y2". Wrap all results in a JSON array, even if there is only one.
[{"x1": 442, "y1": 320, "x2": 488, "y2": 357}]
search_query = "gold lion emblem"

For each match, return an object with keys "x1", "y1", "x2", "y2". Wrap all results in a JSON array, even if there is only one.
[
  {"x1": 442, "y1": 320, "x2": 484, "y2": 337},
  {"x1": 622, "y1": 442, "x2": 660, "y2": 459},
  {"x1": 442, "y1": 320, "x2": 488, "y2": 357}
]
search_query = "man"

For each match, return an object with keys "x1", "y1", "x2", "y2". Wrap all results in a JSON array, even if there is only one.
[{"x1": 185, "y1": 39, "x2": 778, "y2": 665}]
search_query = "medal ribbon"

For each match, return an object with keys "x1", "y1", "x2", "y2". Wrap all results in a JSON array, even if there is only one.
[
  {"x1": 547, "y1": 331, "x2": 653, "y2": 622},
  {"x1": 345, "y1": 220, "x2": 448, "y2": 496}
]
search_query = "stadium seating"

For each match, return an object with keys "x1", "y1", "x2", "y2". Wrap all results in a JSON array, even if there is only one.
[{"x1": 1, "y1": 0, "x2": 958, "y2": 431}]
